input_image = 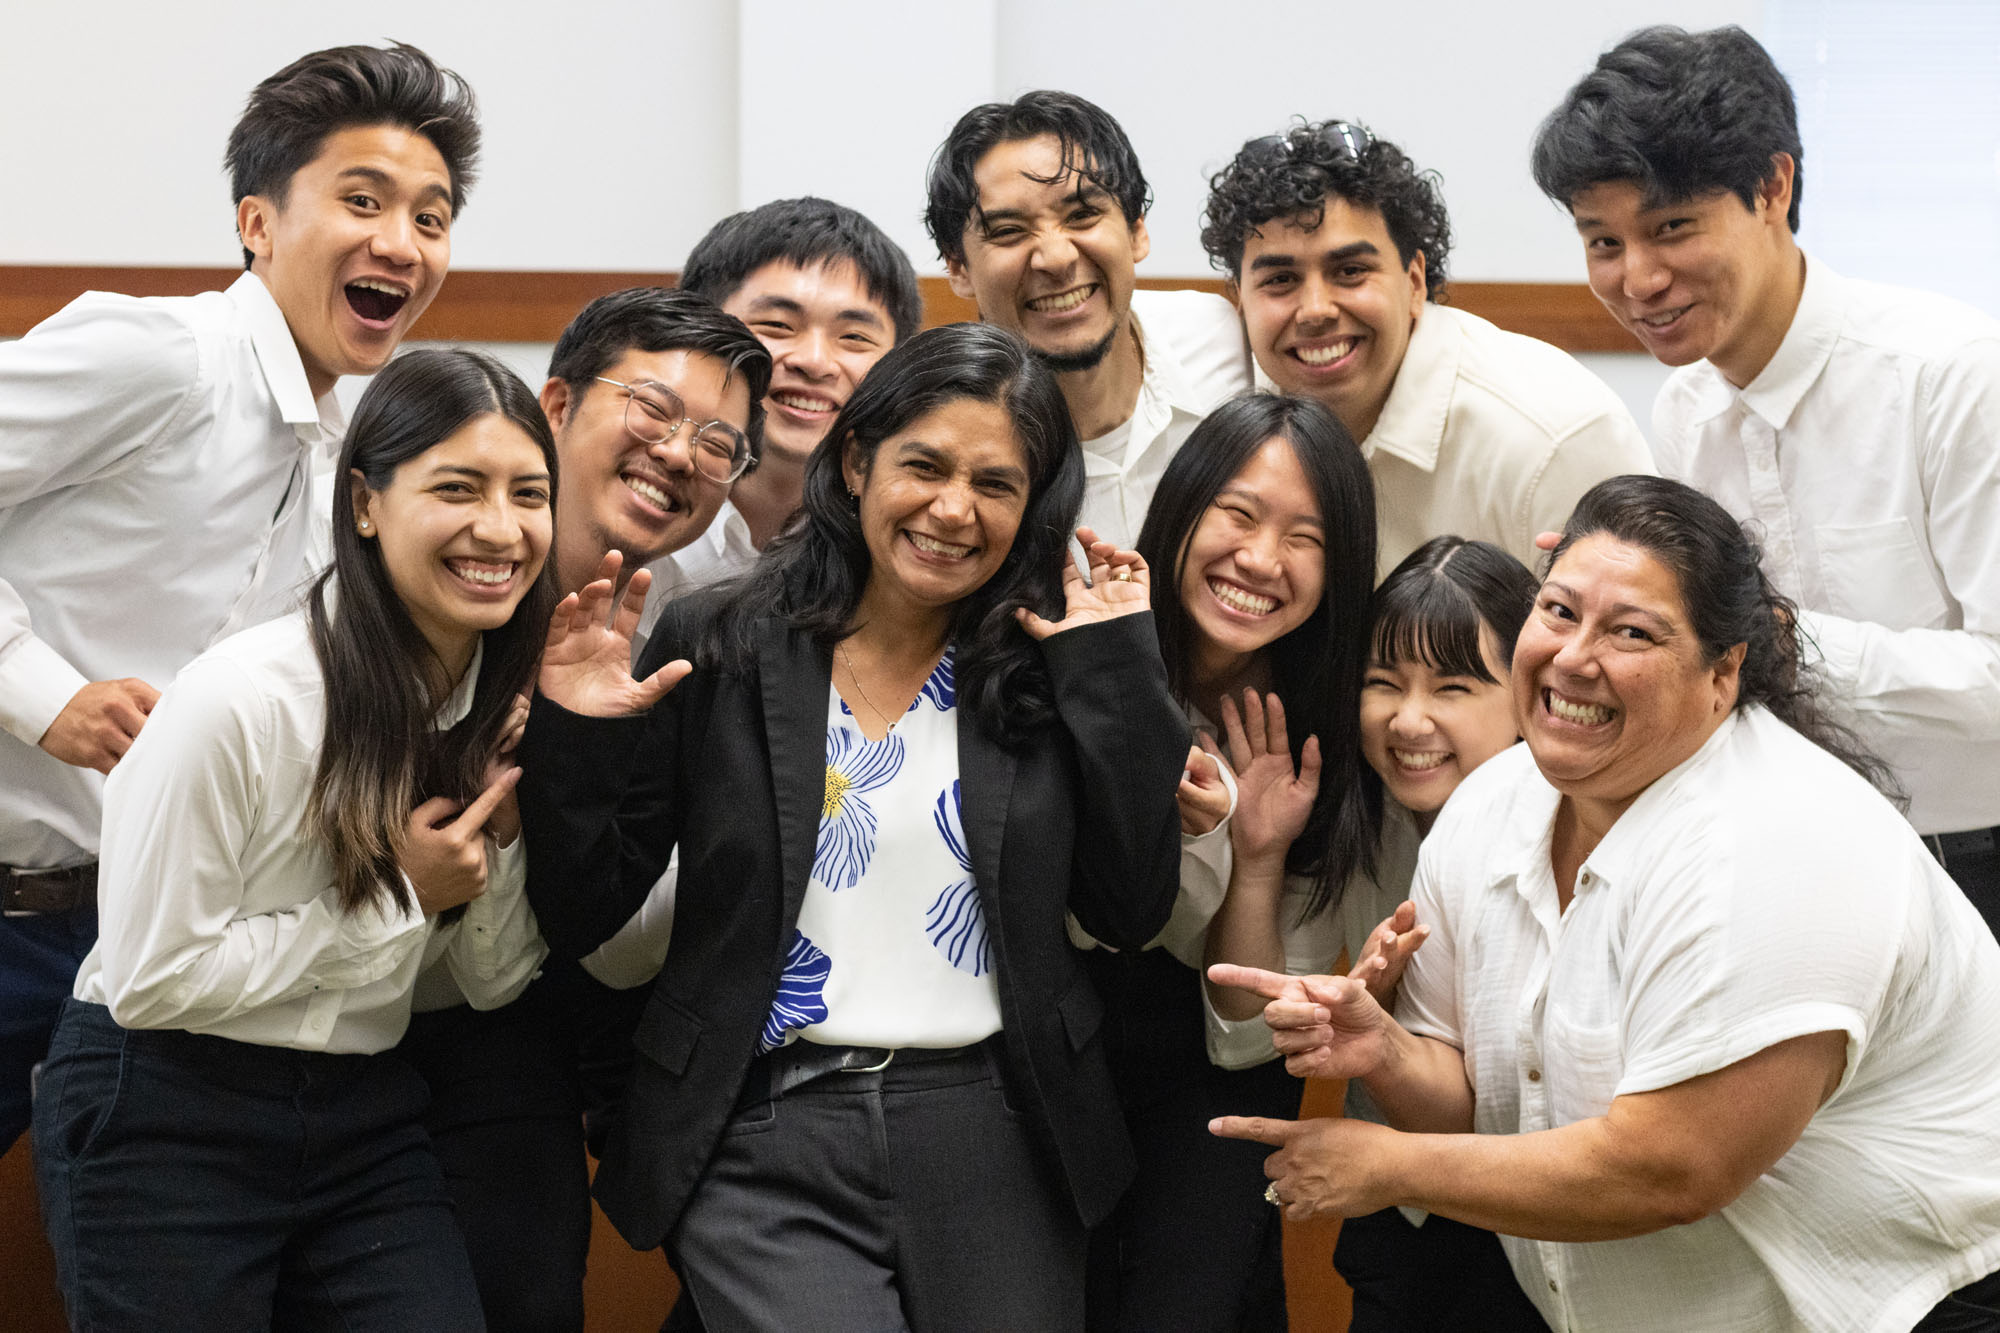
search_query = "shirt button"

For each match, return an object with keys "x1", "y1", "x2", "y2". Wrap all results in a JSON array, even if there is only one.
[
  {"x1": 1528, "y1": 1069, "x2": 1542, "y2": 1082},
  {"x1": 1549, "y1": 1279, "x2": 1559, "y2": 1293}
]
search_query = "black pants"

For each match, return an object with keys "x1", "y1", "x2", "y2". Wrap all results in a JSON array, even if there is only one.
[
  {"x1": 671, "y1": 1040, "x2": 1083, "y2": 1332},
  {"x1": 397, "y1": 960, "x2": 653, "y2": 1333},
  {"x1": 1085, "y1": 946, "x2": 1296, "y2": 1333},
  {"x1": 33, "y1": 999, "x2": 481, "y2": 1332},
  {"x1": 1334, "y1": 1206, "x2": 1549, "y2": 1332},
  {"x1": 1929, "y1": 829, "x2": 2000, "y2": 940},
  {"x1": 1913, "y1": 1266, "x2": 2000, "y2": 1331}
]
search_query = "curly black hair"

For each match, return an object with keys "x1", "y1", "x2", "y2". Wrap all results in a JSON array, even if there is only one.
[{"x1": 1200, "y1": 120, "x2": 1451, "y2": 302}]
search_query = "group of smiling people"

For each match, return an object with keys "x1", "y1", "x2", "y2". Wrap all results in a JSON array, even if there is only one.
[{"x1": 7, "y1": 18, "x2": 2000, "y2": 1333}]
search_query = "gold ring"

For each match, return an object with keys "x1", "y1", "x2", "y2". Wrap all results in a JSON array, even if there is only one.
[
  {"x1": 1113, "y1": 568, "x2": 1132, "y2": 581},
  {"x1": 1264, "y1": 1183, "x2": 1281, "y2": 1206}
]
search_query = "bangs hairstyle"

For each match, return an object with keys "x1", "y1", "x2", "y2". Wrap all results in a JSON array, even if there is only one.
[
  {"x1": 225, "y1": 41, "x2": 481, "y2": 268},
  {"x1": 680, "y1": 196, "x2": 924, "y2": 344},
  {"x1": 1370, "y1": 536, "x2": 1538, "y2": 685},
  {"x1": 1200, "y1": 119, "x2": 1452, "y2": 299},
  {"x1": 306, "y1": 349, "x2": 561, "y2": 917},
  {"x1": 547, "y1": 287, "x2": 773, "y2": 461},
  {"x1": 1531, "y1": 25, "x2": 1805, "y2": 231},
  {"x1": 1135, "y1": 393, "x2": 1376, "y2": 918},
  {"x1": 694, "y1": 322, "x2": 1082, "y2": 747},
  {"x1": 924, "y1": 90, "x2": 1152, "y2": 267}
]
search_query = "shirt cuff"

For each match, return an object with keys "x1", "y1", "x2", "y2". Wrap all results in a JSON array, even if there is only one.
[{"x1": 0, "y1": 634, "x2": 91, "y2": 746}]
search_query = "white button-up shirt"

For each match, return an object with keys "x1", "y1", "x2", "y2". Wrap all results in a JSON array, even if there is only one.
[
  {"x1": 0, "y1": 272, "x2": 342, "y2": 868},
  {"x1": 1078, "y1": 288, "x2": 1252, "y2": 546},
  {"x1": 1653, "y1": 257, "x2": 2000, "y2": 834},
  {"x1": 1400, "y1": 708, "x2": 2000, "y2": 1332},
  {"x1": 74, "y1": 614, "x2": 544, "y2": 1052},
  {"x1": 1361, "y1": 304, "x2": 1655, "y2": 576}
]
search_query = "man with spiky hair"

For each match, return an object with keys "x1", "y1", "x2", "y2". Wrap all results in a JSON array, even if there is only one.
[
  {"x1": 1202, "y1": 118, "x2": 1652, "y2": 575},
  {"x1": 0, "y1": 41, "x2": 478, "y2": 1157},
  {"x1": 1534, "y1": 24, "x2": 2000, "y2": 937},
  {"x1": 926, "y1": 91, "x2": 1251, "y2": 545}
]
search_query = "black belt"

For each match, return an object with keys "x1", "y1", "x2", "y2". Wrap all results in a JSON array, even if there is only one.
[
  {"x1": 1927, "y1": 826, "x2": 2000, "y2": 867},
  {"x1": 1, "y1": 862, "x2": 97, "y2": 915},
  {"x1": 739, "y1": 1037, "x2": 998, "y2": 1109}
]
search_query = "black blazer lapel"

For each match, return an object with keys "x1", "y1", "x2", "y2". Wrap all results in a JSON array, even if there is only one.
[
  {"x1": 957, "y1": 705, "x2": 1017, "y2": 932},
  {"x1": 758, "y1": 619, "x2": 832, "y2": 927}
]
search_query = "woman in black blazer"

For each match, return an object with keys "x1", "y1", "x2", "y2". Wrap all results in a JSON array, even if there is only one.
[{"x1": 518, "y1": 324, "x2": 1188, "y2": 1331}]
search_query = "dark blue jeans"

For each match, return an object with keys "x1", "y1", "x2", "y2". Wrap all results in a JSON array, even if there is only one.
[
  {"x1": 33, "y1": 1000, "x2": 484, "y2": 1332},
  {"x1": 0, "y1": 904, "x2": 97, "y2": 1152}
]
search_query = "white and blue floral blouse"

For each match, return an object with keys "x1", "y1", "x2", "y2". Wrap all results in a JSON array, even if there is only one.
[{"x1": 759, "y1": 650, "x2": 1004, "y2": 1052}]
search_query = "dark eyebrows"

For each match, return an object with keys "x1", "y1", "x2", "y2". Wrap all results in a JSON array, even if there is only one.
[
  {"x1": 1215, "y1": 482, "x2": 1322, "y2": 528},
  {"x1": 1247, "y1": 239, "x2": 1380, "y2": 273},
  {"x1": 894, "y1": 441, "x2": 1027, "y2": 486},
  {"x1": 334, "y1": 165, "x2": 452, "y2": 211},
  {"x1": 1541, "y1": 580, "x2": 1676, "y2": 631},
  {"x1": 429, "y1": 464, "x2": 550, "y2": 483}
]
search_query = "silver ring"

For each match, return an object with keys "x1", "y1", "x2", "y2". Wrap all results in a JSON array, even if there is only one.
[{"x1": 1264, "y1": 1183, "x2": 1281, "y2": 1206}]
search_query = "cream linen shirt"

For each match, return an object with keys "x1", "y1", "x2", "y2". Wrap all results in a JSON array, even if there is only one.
[
  {"x1": 0, "y1": 272, "x2": 342, "y2": 869},
  {"x1": 74, "y1": 615, "x2": 545, "y2": 1052},
  {"x1": 1399, "y1": 708, "x2": 2000, "y2": 1332},
  {"x1": 1078, "y1": 288, "x2": 1252, "y2": 546},
  {"x1": 1361, "y1": 304, "x2": 1654, "y2": 576},
  {"x1": 1652, "y1": 257, "x2": 2000, "y2": 834}
]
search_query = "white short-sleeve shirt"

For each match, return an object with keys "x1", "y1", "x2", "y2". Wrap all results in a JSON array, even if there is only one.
[{"x1": 1400, "y1": 707, "x2": 2000, "y2": 1332}]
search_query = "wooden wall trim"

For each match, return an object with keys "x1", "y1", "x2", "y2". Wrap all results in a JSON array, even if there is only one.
[{"x1": 0, "y1": 266, "x2": 1639, "y2": 354}]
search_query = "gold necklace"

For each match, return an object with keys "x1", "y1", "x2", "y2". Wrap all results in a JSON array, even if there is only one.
[{"x1": 838, "y1": 640, "x2": 901, "y2": 734}]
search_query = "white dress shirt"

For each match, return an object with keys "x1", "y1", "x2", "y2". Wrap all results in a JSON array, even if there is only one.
[
  {"x1": 1078, "y1": 289, "x2": 1252, "y2": 546},
  {"x1": 1653, "y1": 257, "x2": 2000, "y2": 834},
  {"x1": 1399, "y1": 708, "x2": 2000, "y2": 1332},
  {"x1": 0, "y1": 272, "x2": 342, "y2": 869},
  {"x1": 1360, "y1": 304, "x2": 1655, "y2": 576},
  {"x1": 74, "y1": 615, "x2": 545, "y2": 1052}
]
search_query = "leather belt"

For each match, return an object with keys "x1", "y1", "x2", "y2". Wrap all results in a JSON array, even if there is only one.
[
  {"x1": 742, "y1": 1037, "x2": 994, "y2": 1108},
  {"x1": 2, "y1": 862, "x2": 98, "y2": 916}
]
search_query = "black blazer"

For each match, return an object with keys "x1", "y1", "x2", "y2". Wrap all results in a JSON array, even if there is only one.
[{"x1": 518, "y1": 594, "x2": 1187, "y2": 1249}]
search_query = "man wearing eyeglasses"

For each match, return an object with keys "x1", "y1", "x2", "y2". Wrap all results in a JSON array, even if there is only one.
[
  {"x1": 1203, "y1": 119, "x2": 1652, "y2": 574},
  {"x1": 397, "y1": 286, "x2": 771, "y2": 1333},
  {"x1": 925, "y1": 91, "x2": 1251, "y2": 546}
]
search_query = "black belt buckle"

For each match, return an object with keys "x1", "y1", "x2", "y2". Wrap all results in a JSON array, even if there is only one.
[{"x1": 1, "y1": 863, "x2": 97, "y2": 916}]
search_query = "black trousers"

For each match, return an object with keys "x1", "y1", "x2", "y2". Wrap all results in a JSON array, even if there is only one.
[
  {"x1": 1334, "y1": 1206, "x2": 1549, "y2": 1332},
  {"x1": 1913, "y1": 1266, "x2": 2000, "y2": 1331},
  {"x1": 1085, "y1": 945, "x2": 1296, "y2": 1333},
  {"x1": 1929, "y1": 828, "x2": 2000, "y2": 940},
  {"x1": 670, "y1": 1040, "x2": 1083, "y2": 1332},
  {"x1": 33, "y1": 999, "x2": 482, "y2": 1332}
]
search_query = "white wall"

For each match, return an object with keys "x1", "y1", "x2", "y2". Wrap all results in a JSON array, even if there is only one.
[{"x1": 1, "y1": 0, "x2": 1753, "y2": 282}]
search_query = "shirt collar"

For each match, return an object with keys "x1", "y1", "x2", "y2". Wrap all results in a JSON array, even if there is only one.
[
  {"x1": 1570, "y1": 709, "x2": 1743, "y2": 893},
  {"x1": 1101, "y1": 305, "x2": 1214, "y2": 463},
  {"x1": 1359, "y1": 304, "x2": 1456, "y2": 473},
  {"x1": 434, "y1": 638, "x2": 484, "y2": 730},
  {"x1": 1736, "y1": 253, "x2": 1844, "y2": 432},
  {"x1": 226, "y1": 271, "x2": 346, "y2": 446}
]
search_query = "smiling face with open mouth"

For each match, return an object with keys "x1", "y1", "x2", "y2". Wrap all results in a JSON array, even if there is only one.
[
  {"x1": 1360, "y1": 629, "x2": 1519, "y2": 824},
  {"x1": 239, "y1": 124, "x2": 454, "y2": 400},
  {"x1": 946, "y1": 133, "x2": 1149, "y2": 373},
  {"x1": 545, "y1": 348, "x2": 750, "y2": 589},
  {"x1": 1176, "y1": 436, "x2": 1326, "y2": 676},
  {"x1": 352, "y1": 411, "x2": 552, "y2": 675},
  {"x1": 1237, "y1": 198, "x2": 1426, "y2": 441},
  {"x1": 844, "y1": 395, "x2": 1031, "y2": 617},
  {"x1": 1512, "y1": 533, "x2": 1742, "y2": 823}
]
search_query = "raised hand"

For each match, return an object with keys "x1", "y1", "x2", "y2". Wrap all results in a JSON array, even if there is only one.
[
  {"x1": 402, "y1": 767, "x2": 522, "y2": 915},
  {"x1": 1178, "y1": 740, "x2": 1232, "y2": 836},
  {"x1": 1015, "y1": 527, "x2": 1152, "y2": 640},
  {"x1": 1347, "y1": 900, "x2": 1428, "y2": 1007},
  {"x1": 1206, "y1": 962, "x2": 1394, "y2": 1081},
  {"x1": 39, "y1": 677, "x2": 161, "y2": 773},
  {"x1": 1219, "y1": 690, "x2": 1320, "y2": 865},
  {"x1": 538, "y1": 551, "x2": 691, "y2": 717},
  {"x1": 1206, "y1": 1114, "x2": 1398, "y2": 1220}
]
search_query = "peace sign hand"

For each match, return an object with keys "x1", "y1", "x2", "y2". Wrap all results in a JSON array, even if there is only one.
[
  {"x1": 538, "y1": 551, "x2": 692, "y2": 717},
  {"x1": 1015, "y1": 528, "x2": 1152, "y2": 640}
]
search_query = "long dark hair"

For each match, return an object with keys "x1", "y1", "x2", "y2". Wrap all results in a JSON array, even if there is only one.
[
  {"x1": 1548, "y1": 475, "x2": 1898, "y2": 797},
  {"x1": 694, "y1": 323, "x2": 1082, "y2": 746},
  {"x1": 307, "y1": 349, "x2": 562, "y2": 915},
  {"x1": 1135, "y1": 393, "x2": 1376, "y2": 918},
  {"x1": 1362, "y1": 536, "x2": 1538, "y2": 844}
]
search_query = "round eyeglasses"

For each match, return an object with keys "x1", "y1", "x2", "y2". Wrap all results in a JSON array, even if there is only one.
[{"x1": 595, "y1": 376, "x2": 755, "y2": 484}]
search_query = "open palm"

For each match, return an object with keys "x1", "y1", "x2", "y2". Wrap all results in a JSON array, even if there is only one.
[
  {"x1": 1220, "y1": 690, "x2": 1320, "y2": 864},
  {"x1": 539, "y1": 552, "x2": 690, "y2": 717},
  {"x1": 1016, "y1": 527, "x2": 1153, "y2": 640}
]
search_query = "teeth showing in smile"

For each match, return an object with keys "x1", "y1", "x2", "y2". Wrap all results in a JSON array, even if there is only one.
[
  {"x1": 1546, "y1": 691, "x2": 1614, "y2": 725},
  {"x1": 1209, "y1": 579, "x2": 1277, "y2": 615},
  {"x1": 772, "y1": 390, "x2": 836, "y2": 413},
  {"x1": 1293, "y1": 338, "x2": 1357, "y2": 366},
  {"x1": 909, "y1": 532, "x2": 973, "y2": 558},
  {"x1": 351, "y1": 278, "x2": 410, "y2": 297},
  {"x1": 1639, "y1": 306, "x2": 1689, "y2": 328},
  {"x1": 1027, "y1": 285, "x2": 1096, "y2": 313},
  {"x1": 446, "y1": 559, "x2": 515, "y2": 586},
  {"x1": 623, "y1": 474, "x2": 676, "y2": 512},
  {"x1": 1392, "y1": 749, "x2": 1449, "y2": 772},
  {"x1": 345, "y1": 278, "x2": 411, "y2": 322}
]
